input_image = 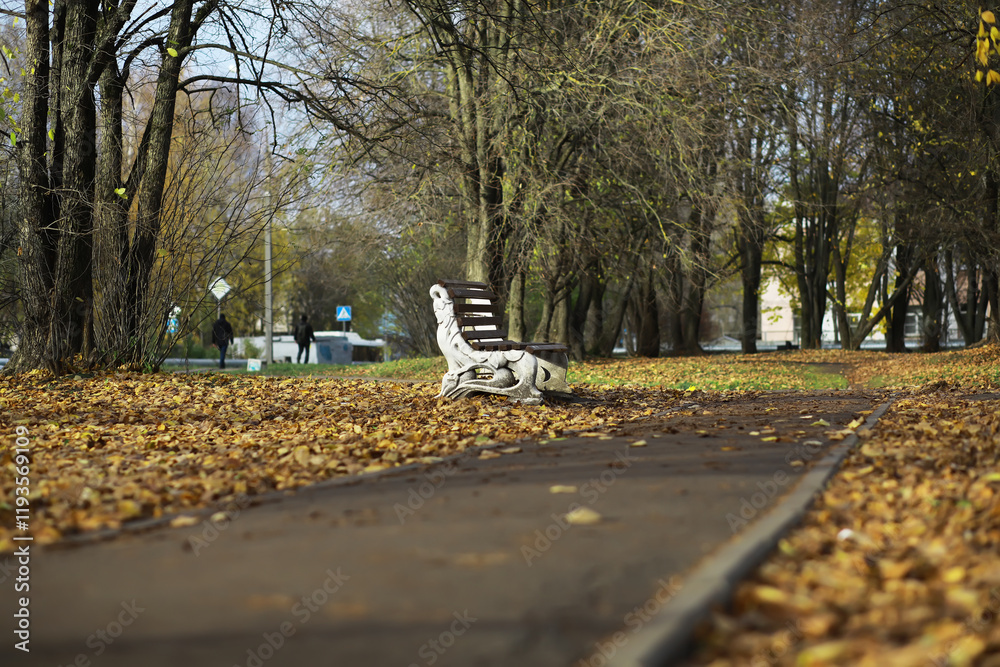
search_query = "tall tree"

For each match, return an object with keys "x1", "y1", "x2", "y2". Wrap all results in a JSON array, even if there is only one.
[
  {"x1": 1, "y1": 0, "x2": 317, "y2": 373},
  {"x1": 726, "y1": 4, "x2": 787, "y2": 353},
  {"x1": 783, "y1": 0, "x2": 869, "y2": 350}
]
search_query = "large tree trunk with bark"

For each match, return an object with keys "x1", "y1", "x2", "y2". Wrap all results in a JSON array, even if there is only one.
[
  {"x1": 884, "y1": 243, "x2": 913, "y2": 353},
  {"x1": 944, "y1": 250, "x2": 987, "y2": 345},
  {"x1": 921, "y1": 253, "x2": 944, "y2": 352},
  {"x1": 634, "y1": 263, "x2": 660, "y2": 358},
  {"x1": 569, "y1": 265, "x2": 600, "y2": 361},
  {"x1": 421, "y1": 1, "x2": 524, "y2": 288},
  {"x1": 978, "y1": 85, "x2": 1000, "y2": 345},
  {"x1": 11, "y1": 0, "x2": 57, "y2": 373},
  {"x1": 739, "y1": 235, "x2": 763, "y2": 354},
  {"x1": 594, "y1": 277, "x2": 633, "y2": 357},
  {"x1": 6, "y1": 0, "x2": 213, "y2": 374},
  {"x1": 9, "y1": 0, "x2": 99, "y2": 374},
  {"x1": 507, "y1": 270, "x2": 527, "y2": 342},
  {"x1": 664, "y1": 251, "x2": 684, "y2": 354},
  {"x1": 115, "y1": 0, "x2": 196, "y2": 365},
  {"x1": 681, "y1": 206, "x2": 711, "y2": 355}
]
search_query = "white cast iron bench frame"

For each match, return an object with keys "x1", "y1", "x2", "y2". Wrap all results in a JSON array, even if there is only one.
[{"x1": 430, "y1": 279, "x2": 571, "y2": 404}]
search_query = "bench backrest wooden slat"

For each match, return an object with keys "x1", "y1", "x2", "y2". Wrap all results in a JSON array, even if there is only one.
[
  {"x1": 438, "y1": 279, "x2": 491, "y2": 290},
  {"x1": 456, "y1": 315, "x2": 504, "y2": 329},
  {"x1": 435, "y1": 278, "x2": 569, "y2": 356},
  {"x1": 446, "y1": 287, "x2": 498, "y2": 301},
  {"x1": 445, "y1": 281, "x2": 505, "y2": 348},
  {"x1": 453, "y1": 302, "x2": 500, "y2": 315}
]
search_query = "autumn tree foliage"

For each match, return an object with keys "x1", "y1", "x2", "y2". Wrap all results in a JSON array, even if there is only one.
[
  {"x1": 6, "y1": 0, "x2": 1000, "y2": 370},
  {"x1": 298, "y1": 0, "x2": 737, "y2": 357},
  {"x1": 970, "y1": 8, "x2": 1000, "y2": 344}
]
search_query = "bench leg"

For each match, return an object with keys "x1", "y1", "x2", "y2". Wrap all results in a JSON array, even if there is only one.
[{"x1": 534, "y1": 351, "x2": 571, "y2": 393}]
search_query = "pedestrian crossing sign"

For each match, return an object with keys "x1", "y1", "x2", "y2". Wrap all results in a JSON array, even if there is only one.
[{"x1": 336, "y1": 306, "x2": 352, "y2": 322}]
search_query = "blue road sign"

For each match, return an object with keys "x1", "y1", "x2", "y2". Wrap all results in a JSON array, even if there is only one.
[{"x1": 336, "y1": 306, "x2": 352, "y2": 322}]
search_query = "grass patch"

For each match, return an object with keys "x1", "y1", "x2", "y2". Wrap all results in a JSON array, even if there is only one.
[
  {"x1": 237, "y1": 353, "x2": 848, "y2": 391},
  {"x1": 229, "y1": 362, "x2": 329, "y2": 377},
  {"x1": 569, "y1": 355, "x2": 848, "y2": 391},
  {"x1": 218, "y1": 345, "x2": 1000, "y2": 392},
  {"x1": 229, "y1": 357, "x2": 450, "y2": 380}
]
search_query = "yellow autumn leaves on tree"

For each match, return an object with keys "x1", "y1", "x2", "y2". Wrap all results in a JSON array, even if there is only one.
[{"x1": 976, "y1": 9, "x2": 1000, "y2": 84}]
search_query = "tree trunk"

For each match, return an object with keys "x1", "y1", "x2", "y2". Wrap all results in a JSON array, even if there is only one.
[
  {"x1": 7, "y1": 0, "x2": 98, "y2": 374},
  {"x1": 533, "y1": 289, "x2": 553, "y2": 342},
  {"x1": 427, "y1": 3, "x2": 519, "y2": 290},
  {"x1": 569, "y1": 266, "x2": 598, "y2": 361},
  {"x1": 884, "y1": 243, "x2": 913, "y2": 353},
  {"x1": 508, "y1": 269, "x2": 526, "y2": 342},
  {"x1": 551, "y1": 288, "x2": 570, "y2": 346},
  {"x1": 679, "y1": 207, "x2": 711, "y2": 355},
  {"x1": 118, "y1": 0, "x2": 195, "y2": 365},
  {"x1": 595, "y1": 277, "x2": 633, "y2": 357},
  {"x1": 6, "y1": 0, "x2": 216, "y2": 374},
  {"x1": 921, "y1": 253, "x2": 943, "y2": 352},
  {"x1": 985, "y1": 271, "x2": 1000, "y2": 344},
  {"x1": 584, "y1": 279, "x2": 605, "y2": 356},
  {"x1": 94, "y1": 63, "x2": 130, "y2": 362},
  {"x1": 945, "y1": 251, "x2": 978, "y2": 345},
  {"x1": 635, "y1": 264, "x2": 659, "y2": 358},
  {"x1": 980, "y1": 87, "x2": 1000, "y2": 345},
  {"x1": 739, "y1": 237, "x2": 763, "y2": 354},
  {"x1": 662, "y1": 232, "x2": 685, "y2": 354}
]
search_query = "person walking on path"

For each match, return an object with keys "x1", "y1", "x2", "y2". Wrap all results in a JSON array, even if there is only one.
[
  {"x1": 295, "y1": 314, "x2": 317, "y2": 364},
  {"x1": 212, "y1": 314, "x2": 234, "y2": 369}
]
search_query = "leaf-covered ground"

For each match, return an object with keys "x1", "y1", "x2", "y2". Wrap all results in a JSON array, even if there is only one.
[
  {"x1": 4, "y1": 345, "x2": 1000, "y2": 666},
  {"x1": 675, "y1": 347, "x2": 1000, "y2": 667},
  {"x1": 683, "y1": 389, "x2": 1000, "y2": 667},
  {"x1": 0, "y1": 372, "x2": 682, "y2": 553}
]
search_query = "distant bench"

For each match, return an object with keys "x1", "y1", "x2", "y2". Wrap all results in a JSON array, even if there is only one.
[{"x1": 429, "y1": 279, "x2": 571, "y2": 404}]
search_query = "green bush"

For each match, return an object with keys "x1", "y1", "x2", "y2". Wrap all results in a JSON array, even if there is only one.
[
  {"x1": 241, "y1": 340, "x2": 263, "y2": 359},
  {"x1": 169, "y1": 335, "x2": 216, "y2": 359}
]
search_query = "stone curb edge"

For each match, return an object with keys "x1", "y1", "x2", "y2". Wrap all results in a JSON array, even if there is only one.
[{"x1": 607, "y1": 396, "x2": 898, "y2": 667}]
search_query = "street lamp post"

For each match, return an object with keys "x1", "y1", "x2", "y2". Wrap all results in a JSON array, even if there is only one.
[
  {"x1": 263, "y1": 145, "x2": 276, "y2": 368},
  {"x1": 265, "y1": 214, "x2": 273, "y2": 366}
]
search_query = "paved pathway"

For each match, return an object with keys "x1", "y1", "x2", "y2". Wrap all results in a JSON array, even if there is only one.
[{"x1": 1, "y1": 391, "x2": 877, "y2": 667}]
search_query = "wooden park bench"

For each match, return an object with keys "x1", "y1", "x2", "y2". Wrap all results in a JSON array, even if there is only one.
[{"x1": 429, "y1": 279, "x2": 571, "y2": 404}]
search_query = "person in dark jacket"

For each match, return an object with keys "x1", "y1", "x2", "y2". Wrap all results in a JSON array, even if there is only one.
[
  {"x1": 295, "y1": 314, "x2": 317, "y2": 363},
  {"x1": 211, "y1": 314, "x2": 234, "y2": 369}
]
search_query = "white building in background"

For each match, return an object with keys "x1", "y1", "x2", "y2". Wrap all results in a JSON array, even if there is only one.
[
  {"x1": 759, "y1": 279, "x2": 893, "y2": 347},
  {"x1": 756, "y1": 278, "x2": 958, "y2": 348},
  {"x1": 758, "y1": 280, "x2": 797, "y2": 345},
  {"x1": 233, "y1": 330, "x2": 387, "y2": 364}
]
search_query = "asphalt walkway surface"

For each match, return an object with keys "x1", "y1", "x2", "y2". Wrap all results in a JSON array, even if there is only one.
[{"x1": 1, "y1": 391, "x2": 878, "y2": 667}]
